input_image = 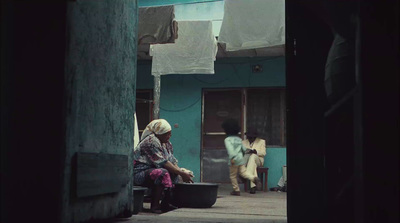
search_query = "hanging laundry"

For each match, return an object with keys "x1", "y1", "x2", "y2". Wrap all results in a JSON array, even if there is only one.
[
  {"x1": 138, "y1": 5, "x2": 178, "y2": 44},
  {"x1": 218, "y1": 0, "x2": 285, "y2": 51},
  {"x1": 150, "y1": 20, "x2": 217, "y2": 76},
  {"x1": 133, "y1": 113, "x2": 140, "y2": 150}
]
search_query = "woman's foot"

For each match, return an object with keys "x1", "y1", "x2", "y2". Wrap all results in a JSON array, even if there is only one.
[
  {"x1": 230, "y1": 191, "x2": 241, "y2": 196},
  {"x1": 250, "y1": 187, "x2": 256, "y2": 194},
  {"x1": 150, "y1": 185, "x2": 164, "y2": 214}
]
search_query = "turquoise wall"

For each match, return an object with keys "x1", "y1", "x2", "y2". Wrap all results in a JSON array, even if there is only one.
[
  {"x1": 137, "y1": 57, "x2": 286, "y2": 187},
  {"x1": 265, "y1": 148, "x2": 287, "y2": 189},
  {"x1": 139, "y1": 0, "x2": 222, "y2": 7}
]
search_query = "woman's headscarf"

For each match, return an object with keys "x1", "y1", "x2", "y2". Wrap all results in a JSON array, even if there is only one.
[{"x1": 140, "y1": 119, "x2": 172, "y2": 141}]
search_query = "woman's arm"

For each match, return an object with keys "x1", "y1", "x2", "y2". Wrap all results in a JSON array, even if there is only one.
[{"x1": 164, "y1": 161, "x2": 193, "y2": 183}]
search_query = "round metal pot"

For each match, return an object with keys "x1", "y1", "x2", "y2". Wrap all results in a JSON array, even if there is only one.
[{"x1": 171, "y1": 183, "x2": 219, "y2": 208}]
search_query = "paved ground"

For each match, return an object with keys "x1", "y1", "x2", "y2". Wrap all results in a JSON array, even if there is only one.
[{"x1": 113, "y1": 184, "x2": 287, "y2": 223}]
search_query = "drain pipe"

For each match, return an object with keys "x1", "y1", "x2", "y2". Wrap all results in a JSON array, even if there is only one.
[{"x1": 153, "y1": 74, "x2": 161, "y2": 119}]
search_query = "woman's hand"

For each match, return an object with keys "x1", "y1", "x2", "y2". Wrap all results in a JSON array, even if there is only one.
[
  {"x1": 180, "y1": 171, "x2": 194, "y2": 183},
  {"x1": 164, "y1": 161, "x2": 194, "y2": 183},
  {"x1": 230, "y1": 159, "x2": 235, "y2": 165}
]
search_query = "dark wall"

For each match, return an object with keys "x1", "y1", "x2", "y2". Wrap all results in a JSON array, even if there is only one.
[
  {"x1": 1, "y1": 1, "x2": 139, "y2": 222},
  {"x1": 360, "y1": 1, "x2": 399, "y2": 222},
  {"x1": 286, "y1": 2, "x2": 332, "y2": 222},
  {"x1": 62, "y1": 1, "x2": 137, "y2": 222},
  {"x1": 286, "y1": 0, "x2": 399, "y2": 222},
  {"x1": 1, "y1": 2, "x2": 67, "y2": 223}
]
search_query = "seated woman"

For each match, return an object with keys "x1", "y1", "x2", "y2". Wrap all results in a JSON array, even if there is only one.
[{"x1": 133, "y1": 119, "x2": 193, "y2": 213}]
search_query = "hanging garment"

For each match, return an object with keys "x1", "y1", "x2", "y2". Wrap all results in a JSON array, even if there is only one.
[
  {"x1": 150, "y1": 20, "x2": 217, "y2": 76},
  {"x1": 218, "y1": 0, "x2": 285, "y2": 51},
  {"x1": 138, "y1": 5, "x2": 177, "y2": 44},
  {"x1": 133, "y1": 113, "x2": 140, "y2": 150}
]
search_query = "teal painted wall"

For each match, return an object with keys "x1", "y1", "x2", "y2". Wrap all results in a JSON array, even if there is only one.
[
  {"x1": 265, "y1": 148, "x2": 287, "y2": 189},
  {"x1": 139, "y1": 0, "x2": 222, "y2": 7},
  {"x1": 137, "y1": 57, "x2": 286, "y2": 187},
  {"x1": 63, "y1": 1, "x2": 138, "y2": 222}
]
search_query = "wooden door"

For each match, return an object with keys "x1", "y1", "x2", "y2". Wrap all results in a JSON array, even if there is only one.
[{"x1": 201, "y1": 89, "x2": 243, "y2": 183}]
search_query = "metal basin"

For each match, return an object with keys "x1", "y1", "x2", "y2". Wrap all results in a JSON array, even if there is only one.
[{"x1": 172, "y1": 183, "x2": 219, "y2": 208}]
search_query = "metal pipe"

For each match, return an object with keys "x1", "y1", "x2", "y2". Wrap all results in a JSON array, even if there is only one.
[{"x1": 153, "y1": 75, "x2": 161, "y2": 119}]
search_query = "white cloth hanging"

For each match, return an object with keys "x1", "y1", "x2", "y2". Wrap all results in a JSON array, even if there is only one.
[
  {"x1": 150, "y1": 20, "x2": 217, "y2": 76},
  {"x1": 133, "y1": 113, "x2": 140, "y2": 150},
  {"x1": 218, "y1": 0, "x2": 285, "y2": 51}
]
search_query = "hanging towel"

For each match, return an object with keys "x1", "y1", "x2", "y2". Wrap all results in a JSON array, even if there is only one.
[
  {"x1": 138, "y1": 5, "x2": 177, "y2": 44},
  {"x1": 133, "y1": 113, "x2": 140, "y2": 150},
  {"x1": 150, "y1": 20, "x2": 217, "y2": 76},
  {"x1": 218, "y1": 0, "x2": 285, "y2": 51}
]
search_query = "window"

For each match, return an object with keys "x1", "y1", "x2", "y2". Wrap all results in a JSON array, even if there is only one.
[
  {"x1": 201, "y1": 88, "x2": 286, "y2": 149},
  {"x1": 246, "y1": 88, "x2": 286, "y2": 147}
]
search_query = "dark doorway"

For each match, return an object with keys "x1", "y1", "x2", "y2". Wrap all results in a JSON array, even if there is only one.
[
  {"x1": 285, "y1": 1, "x2": 399, "y2": 222},
  {"x1": 136, "y1": 89, "x2": 153, "y2": 138}
]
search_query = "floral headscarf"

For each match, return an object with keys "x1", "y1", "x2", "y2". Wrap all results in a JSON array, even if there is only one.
[{"x1": 140, "y1": 119, "x2": 172, "y2": 141}]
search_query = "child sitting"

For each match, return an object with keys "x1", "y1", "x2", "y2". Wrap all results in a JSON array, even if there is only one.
[{"x1": 221, "y1": 118, "x2": 261, "y2": 196}]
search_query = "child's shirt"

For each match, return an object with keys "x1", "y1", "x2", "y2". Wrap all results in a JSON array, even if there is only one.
[{"x1": 224, "y1": 135, "x2": 247, "y2": 166}]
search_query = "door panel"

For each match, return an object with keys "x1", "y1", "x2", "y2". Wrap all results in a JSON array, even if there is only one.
[
  {"x1": 203, "y1": 149, "x2": 231, "y2": 183},
  {"x1": 203, "y1": 135, "x2": 227, "y2": 149},
  {"x1": 202, "y1": 90, "x2": 242, "y2": 182}
]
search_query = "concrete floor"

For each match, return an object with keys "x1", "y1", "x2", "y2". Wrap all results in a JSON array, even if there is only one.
[{"x1": 114, "y1": 184, "x2": 287, "y2": 223}]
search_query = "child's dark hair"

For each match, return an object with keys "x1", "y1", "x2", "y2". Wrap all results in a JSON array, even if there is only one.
[{"x1": 221, "y1": 118, "x2": 241, "y2": 136}]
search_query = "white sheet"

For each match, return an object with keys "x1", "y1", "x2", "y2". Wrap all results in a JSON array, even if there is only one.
[
  {"x1": 218, "y1": 0, "x2": 285, "y2": 51},
  {"x1": 150, "y1": 20, "x2": 217, "y2": 76},
  {"x1": 133, "y1": 113, "x2": 139, "y2": 149}
]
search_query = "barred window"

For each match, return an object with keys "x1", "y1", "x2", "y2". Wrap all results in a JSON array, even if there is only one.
[{"x1": 246, "y1": 88, "x2": 286, "y2": 146}]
